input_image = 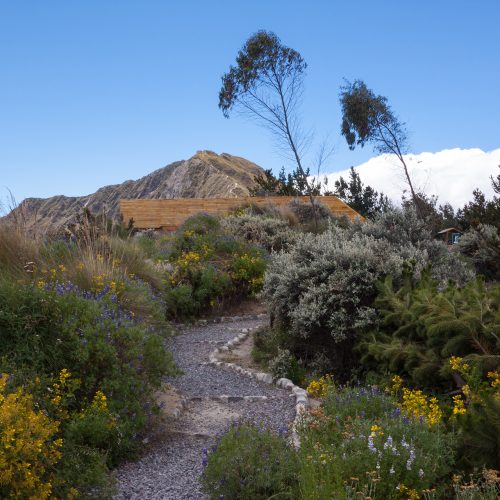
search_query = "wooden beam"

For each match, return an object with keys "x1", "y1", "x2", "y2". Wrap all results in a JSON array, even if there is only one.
[{"x1": 119, "y1": 196, "x2": 362, "y2": 230}]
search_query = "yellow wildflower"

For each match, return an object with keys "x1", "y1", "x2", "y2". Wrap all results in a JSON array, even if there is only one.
[
  {"x1": 0, "y1": 375, "x2": 61, "y2": 498},
  {"x1": 452, "y1": 394, "x2": 466, "y2": 415},
  {"x1": 400, "y1": 388, "x2": 442, "y2": 426},
  {"x1": 449, "y1": 355, "x2": 469, "y2": 373},
  {"x1": 91, "y1": 390, "x2": 108, "y2": 412},
  {"x1": 391, "y1": 375, "x2": 403, "y2": 390},
  {"x1": 487, "y1": 371, "x2": 500, "y2": 389},
  {"x1": 428, "y1": 397, "x2": 443, "y2": 425},
  {"x1": 461, "y1": 384, "x2": 471, "y2": 398},
  {"x1": 306, "y1": 375, "x2": 334, "y2": 399}
]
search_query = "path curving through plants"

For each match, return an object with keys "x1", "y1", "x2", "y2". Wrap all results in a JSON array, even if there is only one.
[{"x1": 114, "y1": 316, "x2": 296, "y2": 500}]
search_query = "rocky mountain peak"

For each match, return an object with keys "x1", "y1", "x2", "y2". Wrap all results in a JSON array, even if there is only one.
[{"x1": 4, "y1": 151, "x2": 264, "y2": 233}]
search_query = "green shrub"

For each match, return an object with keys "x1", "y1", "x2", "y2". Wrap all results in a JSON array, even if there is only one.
[
  {"x1": 268, "y1": 348, "x2": 305, "y2": 385},
  {"x1": 458, "y1": 224, "x2": 500, "y2": 281},
  {"x1": 54, "y1": 443, "x2": 114, "y2": 498},
  {"x1": 454, "y1": 394, "x2": 500, "y2": 470},
  {"x1": 251, "y1": 326, "x2": 282, "y2": 365},
  {"x1": 165, "y1": 283, "x2": 199, "y2": 319},
  {"x1": 134, "y1": 232, "x2": 159, "y2": 259},
  {"x1": 194, "y1": 265, "x2": 231, "y2": 305},
  {"x1": 201, "y1": 421, "x2": 299, "y2": 499},
  {"x1": 181, "y1": 212, "x2": 221, "y2": 235},
  {"x1": 221, "y1": 214, "x2": 297, "y2": 252},
  {"x1": 360, "y1": 271, "x2": 500, "y2": 391},
  {"x1": 288, "y1": 199, "x2": 333, "y2": 224},
  {"x1": 263, "y1": 207, "x2": 474, "y2": 380},
  {"x1": 353, "y1": 207, "x2": 474, "y2": 284},
  {"x1": 263, "y1": 227, "x2": 408, "y2": 379}
]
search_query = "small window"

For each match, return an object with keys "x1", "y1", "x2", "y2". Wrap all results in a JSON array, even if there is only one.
[{"x1": 452, "y1": 233, "x2": 461, "y2": 244}]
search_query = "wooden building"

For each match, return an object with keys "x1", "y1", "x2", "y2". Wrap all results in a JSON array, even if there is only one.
[
  {"x1": 435, "y1": 227, "x2": 463, "y2": 245},
  {"x1": 119, "y1": 196, "x2": 361, "y2": 231}
]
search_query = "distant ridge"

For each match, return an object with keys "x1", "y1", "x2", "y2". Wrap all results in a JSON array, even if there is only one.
[{"x1": 4, "y1": 151, "x2": 264, "y2": 232}]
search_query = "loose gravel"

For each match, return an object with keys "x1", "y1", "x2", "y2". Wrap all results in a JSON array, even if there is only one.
[{"x1": 114, "y1": 317, "x2": 296, "y2": 500}]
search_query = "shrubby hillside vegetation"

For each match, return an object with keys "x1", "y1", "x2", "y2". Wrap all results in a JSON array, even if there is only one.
[
  {"x1": 1, "y1": 175, "x2": 498, "y2": 498},
  {"x1": 201, "y1": 185, "x2": 499, "y2": 499}
]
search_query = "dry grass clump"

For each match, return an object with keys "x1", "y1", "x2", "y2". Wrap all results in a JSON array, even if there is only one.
[
  {"x1": 0, "y1": 212, "x2": 166, "y2": 324},
  {"x1": 0, "y1": 223, "x2": 40, "y2": 278}
]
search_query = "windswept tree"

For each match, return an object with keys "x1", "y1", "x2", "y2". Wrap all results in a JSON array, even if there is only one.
[
  {"x1": 219, "y1": 30, "x2": 323, "y2": 223},
  {"x1": 339, "y1": 80, "x2": 422, "y2": 217}
]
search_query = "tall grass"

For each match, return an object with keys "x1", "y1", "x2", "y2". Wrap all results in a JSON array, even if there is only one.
[{"x1": 0, "y1": 213, "x2": 166, "y2": 325}]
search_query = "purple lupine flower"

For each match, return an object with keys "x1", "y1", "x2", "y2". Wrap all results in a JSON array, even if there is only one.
[
  {"x1": 406, "y1": 447, "x2": 416, "y2": 470},
  {"x1": 368, "y1": 436, "x2": 377, "y2": 453},
  {"x1": 383, "y1": 435, "x2": 393, "y2": 450}
]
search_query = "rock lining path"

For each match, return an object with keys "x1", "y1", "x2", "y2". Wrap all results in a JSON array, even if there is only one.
[{"x1": 114, "y1": 316, "x2": 296, "y2": 499}]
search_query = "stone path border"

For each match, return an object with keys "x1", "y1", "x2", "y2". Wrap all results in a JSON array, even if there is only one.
[
  {"x1": 169, "y1": 395, "x2": 189, "y2": 420},
  {"x1": 207, "y1": 323, "x2": 308, "y2": 448}
]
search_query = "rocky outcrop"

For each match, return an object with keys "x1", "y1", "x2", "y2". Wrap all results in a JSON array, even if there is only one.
[{"x1": 4, "y1": 151, "x2": 263, "y2": 232}]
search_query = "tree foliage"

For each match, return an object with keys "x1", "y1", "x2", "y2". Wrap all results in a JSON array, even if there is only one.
[
  {"x1": 250, "y1": 166, "x2": 321, "y2": 196},
  {"x1": 333, "y1": 167, "x2": 392, "y2": 218},
  {"x1": 219, "y1": 30, "x2": 323, "y2": 225},
  {"x1": 339, "y1": 80, "x2": 422, "y2": 216},
  {"x1": 457, "y1": 188, "x2": 500, "y2": 230}
]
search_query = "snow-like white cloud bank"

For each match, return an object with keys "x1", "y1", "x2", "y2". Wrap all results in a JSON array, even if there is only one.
[{"x1": 319, "y1": 148, "x2": 500, "y2": 208}]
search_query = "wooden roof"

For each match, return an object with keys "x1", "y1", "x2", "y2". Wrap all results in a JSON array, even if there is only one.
[
  {"x1": 436, "y1": 227, "x2": 463, "y2": 235},
  {"x1": 120, "y1": 196, "x2": 362, "y2": 230}
]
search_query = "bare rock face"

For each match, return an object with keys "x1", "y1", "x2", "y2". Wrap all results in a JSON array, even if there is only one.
[{"x1": 5, "y1": 151, "x2": 264, "y2": 232}]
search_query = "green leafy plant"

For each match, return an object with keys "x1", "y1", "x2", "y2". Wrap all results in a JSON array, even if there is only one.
[{"x1": 202, "y1": 421, "x2": 299, "y2": 499}]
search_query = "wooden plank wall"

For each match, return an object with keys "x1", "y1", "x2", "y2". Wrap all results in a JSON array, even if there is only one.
[{"x1": 120, "y1": 196, "x2": 361, "y2": 230}]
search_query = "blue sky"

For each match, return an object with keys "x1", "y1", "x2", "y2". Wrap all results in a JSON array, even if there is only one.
[{"x1": 1, "y1": 0, "x2": 499, "y2": 204}]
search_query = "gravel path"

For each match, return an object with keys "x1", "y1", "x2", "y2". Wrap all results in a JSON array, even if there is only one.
[{"x1": 114, "y1": 317, "x2": 296, "y2": 500}]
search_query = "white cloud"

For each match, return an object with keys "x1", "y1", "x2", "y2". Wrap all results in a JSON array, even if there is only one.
[{"x1": 320, "y1": 148, "x2": 500, "y2": 208}]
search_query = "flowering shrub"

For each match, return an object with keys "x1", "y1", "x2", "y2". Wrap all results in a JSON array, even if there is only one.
[
  {"x1": 0, "y1": 279, "x2": 177, "y2": 495},
  {"x1": 0, "y1": 375, "x2": 62, "y2": 499},
  {"x1": 164, "y1": 214, "x2": 267, "y2": 320},
  {"x1": 231, "y1": 249, "x2": 266, "y2": 294},
  {"x1": 399, "y1": 388, "x2": 443, "y2": 426},
  {"x1": 299, "y1": 386, "x2": 455, "y2": 499},
  {"x1": 446, "y1": 355, "x2": 500, "y2": 469}
]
